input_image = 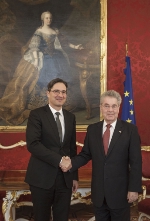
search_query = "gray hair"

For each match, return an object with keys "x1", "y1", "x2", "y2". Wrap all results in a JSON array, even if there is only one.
[
  {"x1": 41, "y1": 11, "x2": 52, "y2": 22},
  {"x1": 100, "y1": 90, "x2": 122, "y2": 106}
]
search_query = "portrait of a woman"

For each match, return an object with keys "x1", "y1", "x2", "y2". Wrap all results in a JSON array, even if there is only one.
[{"x1": 0, "y1": 11, "x2": 82, "y2": 126}]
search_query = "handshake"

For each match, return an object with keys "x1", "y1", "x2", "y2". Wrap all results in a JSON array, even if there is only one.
[{"x1": 59, "y1": 156, "x2": 72, "y2": 172}]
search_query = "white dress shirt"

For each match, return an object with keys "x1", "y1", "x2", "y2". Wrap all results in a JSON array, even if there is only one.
[
  {"x1": 49, "y1": 104, "x2": 65, "y2": 142},
  {"x1": 102, "y1": 120, "x2": 117, "y2": 147}
]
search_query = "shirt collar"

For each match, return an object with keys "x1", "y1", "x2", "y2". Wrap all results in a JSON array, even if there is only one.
[
  {"x1": 103, "y1": 119, "x2": 117, "y2": 129},
  {"x1": 48, "y1": 104, "x2": 63, "y2": 116}
]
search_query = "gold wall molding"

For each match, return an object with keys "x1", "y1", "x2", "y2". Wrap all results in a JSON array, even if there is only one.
[
  {"x1": 0, "y1": 140, "x2": 149, "y2": 150},
  {"x1": 0, "y1": 140, "x2": 26, "y2": 149},
  {"x1": 141, "y1": 146, "x2": 150, "y2": 151},
  {"x1": 0, "y1": 140, "x2": 84, "y2": 149},
  {"x1": 19, "y1": 0, "x2": 49, "y2": 5},
  {"x1": 100, "y1": 0, "x2": 107, "y2": 95}
]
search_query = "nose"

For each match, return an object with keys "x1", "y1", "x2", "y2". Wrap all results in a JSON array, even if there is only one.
[
  {"x1": 108, "y1": 106, "x2": 114, "y2": 110},
  {"x1": 58, "y1": 92, "x2": 64, "y2": 96}
]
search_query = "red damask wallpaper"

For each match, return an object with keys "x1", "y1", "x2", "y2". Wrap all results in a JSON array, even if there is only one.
[
  {"x1": 0, "y1": 132, "x2": 91, "y2": 170},
  {"x1": 1, "y1": 2, "x2": 150, "y2": 220},
  {"x1": 107, "y1": 0, "x2": 150, "y2": 145},
  {"x1": 0, "y1": 0, "x2": 150, "y2": 172}
]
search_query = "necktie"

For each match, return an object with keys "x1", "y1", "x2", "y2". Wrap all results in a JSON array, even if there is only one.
[
  {"x1": 103, "y1": 124, "x2": 111, "y2": 155},
  {"x1": 55, "y1": 112, "x2": 62, "y2": 143}
]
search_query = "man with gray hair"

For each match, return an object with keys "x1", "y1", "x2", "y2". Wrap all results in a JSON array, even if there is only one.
[{"x1": 61, "y1": 90, "x2": 142, "y2": 221}]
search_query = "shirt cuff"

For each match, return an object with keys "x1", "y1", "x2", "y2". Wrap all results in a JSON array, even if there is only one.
[{"x1": 60, "y1": 157, "x2": 63, "y2": 164}]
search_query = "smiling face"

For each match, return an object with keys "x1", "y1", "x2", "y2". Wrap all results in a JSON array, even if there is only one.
[
  {"x1": 100, "y1": 96, "x2": 120, "y2": 124},
  {"x1": 42, "y1": 12, "x2": 52, "y2": 26},
  {"x1": 47, "y1": 82, "x2": 67, "y2": 111}
]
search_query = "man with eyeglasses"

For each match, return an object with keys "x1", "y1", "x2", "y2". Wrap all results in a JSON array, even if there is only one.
[
  {"x1": 61, "y1": 90, "x2": 142, "y2": 221},
  {"x1": 25, "y1": 78, "x2": 78, "y2": 221}
]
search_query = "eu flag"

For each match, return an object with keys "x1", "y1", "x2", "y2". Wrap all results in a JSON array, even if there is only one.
[{"x1": 121, "y1": 56, "x2": 136, "y2": 124}]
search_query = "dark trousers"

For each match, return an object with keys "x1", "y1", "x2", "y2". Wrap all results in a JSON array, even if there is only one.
[
  {"x1": 30, "y1": 170, "x2": 72, "y2": 221},
  {"x1": 94, "y1": 198, "x2": 130, "y2": 221}
]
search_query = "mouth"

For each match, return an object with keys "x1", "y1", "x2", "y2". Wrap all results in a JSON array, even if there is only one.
[{"x1": 56, "y1": 98, "x2": 64, "y2": 102}]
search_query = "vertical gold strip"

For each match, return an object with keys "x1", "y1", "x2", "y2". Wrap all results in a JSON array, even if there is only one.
[{"x1": 100, "y1": 0, "x2": 107, "y2": 120}]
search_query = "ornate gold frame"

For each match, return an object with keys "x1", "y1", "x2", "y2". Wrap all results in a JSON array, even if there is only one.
[
  {"x1": 0, "y1": 0, "x2": 107, "y2": 132},
  {"x1": 75, "y1": 0, "x2": 107, "y2": 132}
]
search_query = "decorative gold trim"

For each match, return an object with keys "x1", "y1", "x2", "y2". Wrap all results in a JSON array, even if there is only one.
[
  {"x1": 71, "y1": 191, "x2": 92, "y2": 205},
  {"x1": 0, "y1": 126, "x2": 26, "y2": 132},
  {"x1": 2, "y1": 189, "x2": 93, "y2": 221},
  {"x1": 19, "y1": 0, "x2": 49, "y2": 5},
  {"x1": 138, "y1": 186, "x2": 150, "y2": 221},
  {"x1": 76, "y1": 141, "x2": 84, "y2": 147},
  {"x1": 138, "y1": 185, "x2": 146, "y2": 203},
  {"x1": 141, "y1": 146, "x2": 150, "y2": 151},
  {"x1": 76, "y1": 125, "x2": 88, "y2": 132},
  {"x1": 0, "y1": 140, "x2": 150, "y2": 151},
  {"x1": 2, "y1": 190, "x2": 31, "y2": 221},
  {"x1": 100, "y1": 0, "x2": 107, "y2": 122},
  {"x1": 0, "y1": 0, "x2": 107, "y2": 132},
  {"x1": 15, "y1": 201, "x2": 33, "y2": 207},
  {"x1": 0, "y1": 140, "x2": 26, "y2": 149},
  {"x1": 0, "y1": 140, "x2": 84, "y2": 149},
  {"x1": 100, "y1": 0, "x2": 107, "y2": 96}
]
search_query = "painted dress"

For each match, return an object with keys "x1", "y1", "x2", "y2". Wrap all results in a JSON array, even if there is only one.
[{"x1": 0, "y1": 30, "x2": 71, "y2": 125}]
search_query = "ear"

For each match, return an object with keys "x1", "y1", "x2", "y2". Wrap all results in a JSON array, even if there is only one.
[
  {"x1": 47, "y1": 91, "x2": 50, "y2": 98},
  {"x1": 100, "y1": 104, "x2": 102, "y2": 111}
]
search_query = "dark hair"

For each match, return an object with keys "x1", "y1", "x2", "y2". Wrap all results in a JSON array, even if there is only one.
[{"x1": 47, "y1": 78, "x2": 68, "y2": 91}]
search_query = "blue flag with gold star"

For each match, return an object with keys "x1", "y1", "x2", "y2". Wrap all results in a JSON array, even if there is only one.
[{"x1": 121, "y1": 56, "x2": 136, "y2": 124}]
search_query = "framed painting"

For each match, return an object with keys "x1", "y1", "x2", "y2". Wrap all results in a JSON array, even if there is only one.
[{"x1": 0, "y1": 0, "x2": 107, "y2": 132}]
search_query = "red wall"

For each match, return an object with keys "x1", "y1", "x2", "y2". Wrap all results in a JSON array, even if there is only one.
[
  {"x1": 107, "y1": 0, "x2": 150, "y2": 145},
  {"x1": 0, "y1": 132, "x2": 92, "y2": 170},
  {"x1": 1, "y1": 0, "x2": 150, "y2": 171},
  {"x1": 1, "y1": 2, "x2": 150, "y2": 220}
]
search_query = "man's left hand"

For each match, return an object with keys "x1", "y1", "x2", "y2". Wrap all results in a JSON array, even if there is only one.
[
  {"x1": 127, "y1": 191, "x2": 138, "y2": 203},
  {"x1": 72, "y1": 180, "x2": 78, "y2": 193}
]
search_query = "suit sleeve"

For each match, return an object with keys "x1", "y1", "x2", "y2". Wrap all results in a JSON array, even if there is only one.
[
  {"x1": 128, "y1": 125, "x2": 142, "y2": 192},
  {"x1": 69, "y1": 115, "x2": 78, "y2": 180},
  {"x1": 26, "y1": 110, "x2": 62, "y2": 168},
  {"x1": 71, "y1": 126, "x2": 92, "y2": 172}
]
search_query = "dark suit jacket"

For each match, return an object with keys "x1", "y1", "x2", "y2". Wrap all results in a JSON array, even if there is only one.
[
  {"x1": 71, "y1": 119, "x2": 142, "y2": 209},
  {"x1": 25, "y1": 104, "x2": 78, "y2": 189}
]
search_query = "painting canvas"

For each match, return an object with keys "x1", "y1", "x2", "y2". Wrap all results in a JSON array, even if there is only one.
[{"x1": 0, "y1": 0, "x2": 107, "y2": 131}]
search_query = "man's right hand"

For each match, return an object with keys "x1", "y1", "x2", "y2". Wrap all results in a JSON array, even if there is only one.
[{"x1": 59, "y1": 156, "x2": 72, "y2": 172}]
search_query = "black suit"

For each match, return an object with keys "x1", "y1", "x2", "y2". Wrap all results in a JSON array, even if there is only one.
[
  {"x1": 25, "y1": 104, "x2": 78, "y2": 221},
  {"x1": 71, "y1": 119, "x2": 142, "y2": 220}
]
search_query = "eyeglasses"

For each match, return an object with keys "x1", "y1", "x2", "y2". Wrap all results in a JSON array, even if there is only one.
[
  {"x1": 101, "y1": 104, "x2": 119, "y2": 110},
  {"x1": 50, "y1": 90, "x2": 67, "y2": 95}
]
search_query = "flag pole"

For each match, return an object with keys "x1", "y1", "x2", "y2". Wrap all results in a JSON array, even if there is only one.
[{"x1": 126, "y1": 43, "x2": 128, "y2": 56}]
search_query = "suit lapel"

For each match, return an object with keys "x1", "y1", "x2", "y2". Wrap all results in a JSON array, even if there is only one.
[
  {"x1": 96, "y1": 121, "x2": 105, "y2": 156},
  {"x1": 107, "y1": 119, "x2": 124, "y2": 156},
  {"x1": 44, "y1": 105, "x2": 60, "y2": 145}
]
